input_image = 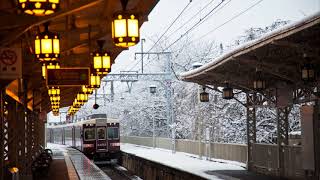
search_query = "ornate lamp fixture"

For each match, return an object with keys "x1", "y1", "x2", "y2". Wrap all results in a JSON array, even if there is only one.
[
  {"x1": 18, "y1": 0, "x2": 60, "y2": 16},
  {"x1": 42, "y1": 62, "x2": 60, "y2": 79},
  {"x1": 253, "y1": 68, "x2": 266, "y2": 91},
  {"x1": 35, "y1": 23, "x2": 60, "y2": 62},
  {"x1": 82, "y1": 85, "x2": 94, "y2": 94},
  {"x1": 301, "y1": 57, "x2": 315, "y2": 82},
  {"x1": 48, "y1": 86, "x2": 60, "y2": 97},
  {"x1": 89, "y1": 74, "x2": 101, "y2": 89},
  {"x1": 92, "y1": 40, "x2": 112, "y2": 75},
  {"x1": 50, "y1": 96, "x2": 60, "y2": 103},
  {"x1": 222, "y1": 82, "x2": 233, "y2": 100},
  {"x1": 199, "y1": 86, "x2": 209, "y2": 102},
  {"x1": 112, "y1": 0, "x2": 139, "y2": 47},
  {"x1": 76, "y1": 92, "x2": 88, "y2": 103}
]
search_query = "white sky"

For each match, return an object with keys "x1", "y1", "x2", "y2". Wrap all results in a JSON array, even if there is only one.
[{"x1": 48, "y1": 0, "x2": 320, "y2": 122}]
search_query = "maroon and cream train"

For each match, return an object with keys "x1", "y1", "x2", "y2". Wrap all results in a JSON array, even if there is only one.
[{"x1": 46, "y1": 114, "x2": 121, "y2": 163}]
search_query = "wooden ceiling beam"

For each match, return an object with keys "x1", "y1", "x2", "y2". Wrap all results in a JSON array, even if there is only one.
[{"x1": 0, "y1": 0, "x2": 105, "y2": 47}]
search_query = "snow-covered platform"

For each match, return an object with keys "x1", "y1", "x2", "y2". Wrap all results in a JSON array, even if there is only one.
[
  {"x1": 121, "y1": 143, "x2": 282, "y2": 180},
  {"x1": 47, "y1": 143, "x2": 111, "y2": 180}
]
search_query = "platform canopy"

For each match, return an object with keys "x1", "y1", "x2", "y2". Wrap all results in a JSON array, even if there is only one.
[
  {"x1": 180, "y1": 12, "x2": 320, "y2": 96},
  {"x1": 0, "y1": 0, "x2": 159, "y2": 112}
]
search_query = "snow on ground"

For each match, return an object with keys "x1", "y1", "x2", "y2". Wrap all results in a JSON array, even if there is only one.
[{"x1": 121, "y1": 143, "x2": 246, "y2": 180}]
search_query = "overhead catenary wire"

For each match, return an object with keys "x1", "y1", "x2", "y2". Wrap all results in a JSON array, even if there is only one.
[{"x1": 193, "y1": 0, "x2": 265, "y2": 43}]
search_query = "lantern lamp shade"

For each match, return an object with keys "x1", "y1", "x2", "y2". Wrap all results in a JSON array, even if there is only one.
[
  {"x1": 82, "y1": 85, "x2": 94, "y2": 94},
  {"x1": 253, "y1": 79, "x2": 266, "y2": 91},
  {"x1": 50, "y1": 96, "x2": 60, "y2": 103},
  {"x1": 89, "y1": 74, "x2": 101, "y2": 88},
  {"x1": 18, "y1": 0, "x2": 60, "y2": 16},
  {"x1": 48, "y1": 87, "x2": 60, "y2": 97},
  {"x1": 42, "y1": 62, "x2": 60, "y2": 79},
  {"x1": 200, "y1": 91, "x2": 209, "y2": 102},
  {"x1": 35, "y1": 27, "x2": 60, "y2": 62},
  {"x1": 93, "y1": 52, "x2": 111, "y2": 75},
  {"x1": 112, "y1": 13, "x2": 140, "y2": 47},
  {"x1": 301, "y1": 63, "x2": 315, "y2": 82},
  {"x1": 76, "y1": 93, "x2": 88, "y2": 103},
  {"x1": 222, "y1": 87, "x2": 233, "y2": 100},
  {"x1": 149, "y1": 85, "x2": 156, "y2": 94}
]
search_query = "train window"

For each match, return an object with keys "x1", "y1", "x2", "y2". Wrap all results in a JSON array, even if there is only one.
[
  {"x1": 84, "y1": 128, "x2": 95, "y2": 141},
  {"x1": 107, "y1": 127, "x2": 119, "y2": 139},
  {"x1": 97, "y1": 127, "x2": 106, "y2": 140}
]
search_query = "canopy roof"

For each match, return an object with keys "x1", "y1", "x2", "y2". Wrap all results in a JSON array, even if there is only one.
[
  {"x1": 180, "y1": 12, "x2": 320, "y2": 93},
  {"x1": 0, "y1": 0, "x2": 159, "y2": 112}
]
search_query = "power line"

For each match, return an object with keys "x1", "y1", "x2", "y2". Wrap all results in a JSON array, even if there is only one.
[
  {"x1": 193, "y1": 0, "x2": 264, "y2": 43},
  {"x1": 121, "y1": 0, "x2": 193, "y2": 72}
]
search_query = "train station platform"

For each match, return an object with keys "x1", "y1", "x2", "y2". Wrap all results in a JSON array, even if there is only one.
[{"x1": 45, "y1": 143, "x2": 111, "y2": 180}]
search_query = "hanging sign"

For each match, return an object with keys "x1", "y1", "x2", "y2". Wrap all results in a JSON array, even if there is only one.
[
  {"x1": 0, "y1": 48, "x2": 22, "y2": 80},
  {"x1": 46, "y1": 68, "x2": 90, "y2": 87}
]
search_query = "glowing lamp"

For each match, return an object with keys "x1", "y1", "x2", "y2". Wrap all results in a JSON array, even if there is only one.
[
  {"x1": 199, "y1": 87, "x2": 209, "y2": 102},
  {"x1": 50, "y1": 96, "x2": 60, "y2": 103},
  {"x1": 35, "y1": 24, "x2": 60, "y2": 62},
  {"x1": 18, "y1": 0, "x2": 60, "y2": 16},
  {"x1": 82, "y1": 85, "x2": 94, "y2": 94},
  {"x1": 222, "y1": 83, "x2": 233, "y2": 100},
  {"x1": 89, "y1": 74, "x2": 100, "y2": 88},
  {"x1": 76, "y1": 93, "x2": 88, "y2": 103},
  {"x1": 48, "y1": 87, "x2": 60, "y2": 97},
  {"x1": 92, "y1": 40, "x2": 112, "y2": 75},
  {"x1": 112, "y1": 13, "x2": 139, "y2": 47}
]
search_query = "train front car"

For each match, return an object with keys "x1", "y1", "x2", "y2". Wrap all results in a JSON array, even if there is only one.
[{"x1": 93, "y1": 118, "x2": 121, "y2": 164}]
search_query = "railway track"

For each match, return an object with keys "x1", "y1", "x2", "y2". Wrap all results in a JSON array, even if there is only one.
[{"x1": 98, "y1": 164, "x2": 141, "y2": 180}]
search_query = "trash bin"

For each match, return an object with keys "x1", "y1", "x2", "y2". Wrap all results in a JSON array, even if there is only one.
[{"x1": 8, "y1": 167, "x2": 19, "y2": 180}]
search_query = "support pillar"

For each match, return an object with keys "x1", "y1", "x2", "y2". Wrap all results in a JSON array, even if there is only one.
[
  {"x1": 0, "y1": 88, "x2": 7, "y2": 180},
  {"x1": 276, "y1": 106, "x2": 290, "y2": 177},
  {"x1": 246, "y1": 93, "x2": 256, "y2": 171},
  {"x1": 314, "y1": 100, "x2": 320, "y2": 179}
]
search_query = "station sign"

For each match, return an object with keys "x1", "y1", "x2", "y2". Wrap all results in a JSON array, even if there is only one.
[
  {"x1": 46, "y1": 68, "x2": 90, "y2": 87},
  {"x1": 0, "y1": 48, "x2": 22, "y2": 80}
]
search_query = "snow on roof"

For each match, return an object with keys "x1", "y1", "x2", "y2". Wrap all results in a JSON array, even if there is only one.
[
  {"x1": 180, "y1": 12, "x2": 320, "y2": 81},
  {"x1": 121, "y1": 143, "x2": 245, "y2": 179}
]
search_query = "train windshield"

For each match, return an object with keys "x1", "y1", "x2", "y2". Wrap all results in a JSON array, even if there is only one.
[
  {"x1": 84, "y1": 128, "x2": 95, "y2": 141},
  {"x1": 97, "y1": 127, "x2": 106, "y2": 140},
  {"x1": 107, "y1": 127, "x2": 119, "y2": 139}
]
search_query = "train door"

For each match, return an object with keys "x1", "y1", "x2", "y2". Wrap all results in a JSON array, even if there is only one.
[
  {"x1": 107, "y1": 123, "x2": 120, "y2": 152},
  {"x1": 96, "y1": 126, "x2": 107, "y2": 152}
]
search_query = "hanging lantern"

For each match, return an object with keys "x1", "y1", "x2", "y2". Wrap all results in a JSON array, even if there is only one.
[
  {"x1": 149, "y1": 85, "x2": 157, "y2": 94},
  {"x1": 301, "y1": 62, "x2": 315, "y2": 82},
  {"x1": 50, "y1": 96, "x2": 60, "y2": 103},
  {"x1": 253, "y1": 69, "x2": 266, "y2": 91},
  {"x1": 222, "y1": 83, "x2": 233, "y2": 100},
  {"x1": 35, "y1": 23, "x2": 60, "y2": 62},
  {"x1": 89, "y1": 74, "x2": 101, "y2": 88},
  {"x1": 199, "y1": 87, "x2": 209, "y2": 102},
  {"x1": 48, "y1": 87, "x2": 60, "y2": 97},
  {"x1": 18, "y1": 0, "x2": 60, "y2": 16},
  {"x1": 82, "y1": 85, "x2": 94, "y2": 94},
  {"x1": 77, "y1": 93, "x2": 88, "y2": 103},
  {"x1": 112, "y1": 12, "x2": 139, "y2": 47},
  {"x1": 92, "y1": 40, "x2": 112, "y2": 75},
  {"x1": 42, "y1": 62, "x2": 60, "y2": 79}
]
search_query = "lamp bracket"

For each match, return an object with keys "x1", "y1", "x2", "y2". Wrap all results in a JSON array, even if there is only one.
[
  {"x1": 120, "y1": 0, "x2": 129, "y2": 11},
  {"x1": 97, "y1": 40, "x2": 105, "y2": 50}
]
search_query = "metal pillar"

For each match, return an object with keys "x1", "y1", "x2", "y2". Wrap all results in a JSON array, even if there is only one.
[
  {"x1": 246, "y1": 93, "x2": 256, "y2": 171},
  {"x1": 314, "y1": 100, "x2": 320, "y2": 179},
  {"x1": 0, "y1": 88, "x2": 7, "y2": 180},
  {"x1": 276, "y1": 106, "x2": 290, "y2": 177}
]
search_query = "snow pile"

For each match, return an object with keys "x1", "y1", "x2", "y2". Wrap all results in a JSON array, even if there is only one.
[{"x1": 121, "y1": 143, "x2": 245, "y2": 180}]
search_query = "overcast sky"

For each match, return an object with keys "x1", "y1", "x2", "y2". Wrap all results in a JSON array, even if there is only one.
[{"x1": 48, "y1": 0, "x2": 319, "y2": 122}]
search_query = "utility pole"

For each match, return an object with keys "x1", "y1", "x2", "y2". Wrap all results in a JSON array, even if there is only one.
[{"x1": 140, "y1": 38, "x2": 146, "y2": 73}]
